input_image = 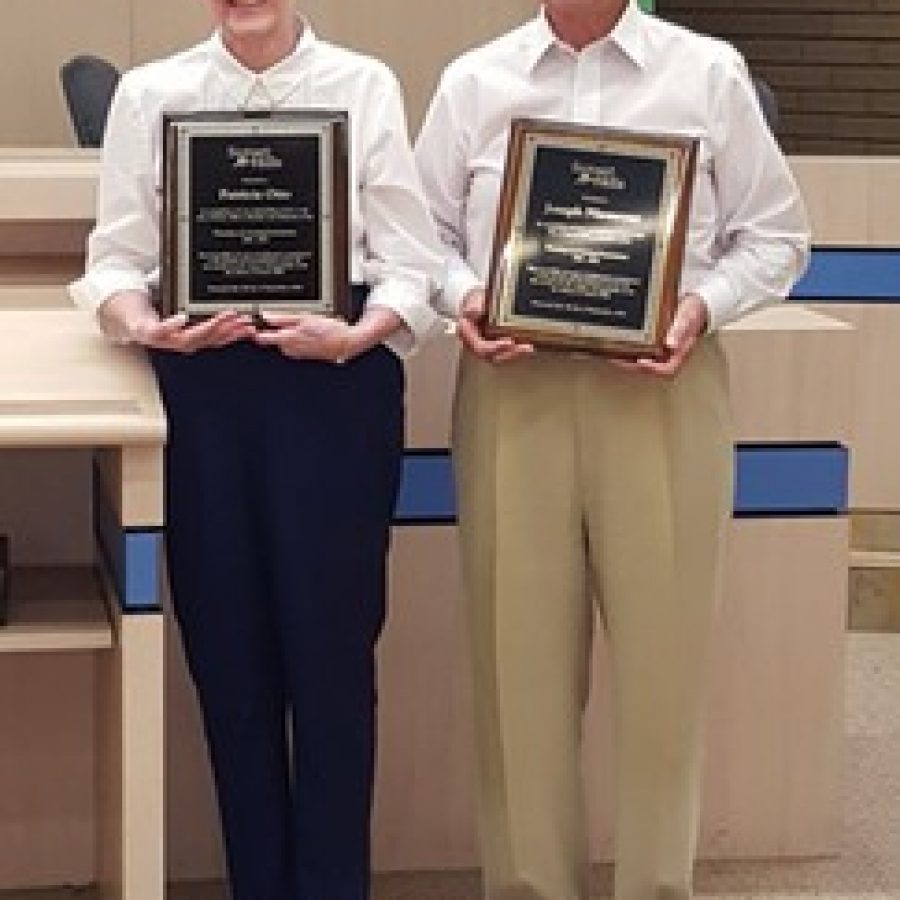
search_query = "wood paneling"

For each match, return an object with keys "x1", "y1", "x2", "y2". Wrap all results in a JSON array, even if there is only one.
[
  {"x1": 722, "y1": 305, "x2": 854, "y2": 445},
  {"x1": 658, "y1": 0, "x2": 900, "y2": 154},
  {"x1": 0, "y1": 655, "x2": 96, "y2": 888}
]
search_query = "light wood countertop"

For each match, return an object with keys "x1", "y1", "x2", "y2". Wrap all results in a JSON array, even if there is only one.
[
  {"x1": 0, "y1": 306, "x2": 165, "y2": 447},
  {"x1": 0, "y1": 148, "x2": 99, "y2": 222}
]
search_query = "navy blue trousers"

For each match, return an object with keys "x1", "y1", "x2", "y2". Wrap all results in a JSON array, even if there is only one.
[{"x1": 151, "y1": 337, "x2": 404, "y2": 900}]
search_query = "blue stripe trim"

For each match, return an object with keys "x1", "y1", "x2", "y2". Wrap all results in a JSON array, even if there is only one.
[
  {"x1": 93, "y1": 468, "x2": 163, "y2": 612},
  {"x1": 393, "y1": 444, "x2": 848, "y2": 523},
  {"x1": 122, "y1": 532, "x2": 164, "y2": 611},
  {"x1": 733, "y1": 442, "x2": 848, "y2": 516},
  {"x1": 394, "y1": 451, "x2": 457, "y2": 525},
  {"x1": 790, "y1": 248, "x2": 900, "y2": 302}
]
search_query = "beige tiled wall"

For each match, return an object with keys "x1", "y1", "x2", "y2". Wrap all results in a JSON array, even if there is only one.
[{"x1": 0, "y1": 0, "x2": 534, "y2": 147}]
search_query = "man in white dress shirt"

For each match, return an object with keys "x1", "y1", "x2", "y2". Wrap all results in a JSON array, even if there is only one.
[
  {"x1": 415, "y1": 1, "x2": 810, "y2": 898},
  {"x1": 71, "y1": 1, "x2": 441, "y2": 898}
]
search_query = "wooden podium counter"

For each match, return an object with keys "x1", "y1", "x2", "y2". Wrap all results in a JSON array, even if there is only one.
[
  {"x1": 0, "y1": 149, "x2": 97, "y2": 291},
  {"x1": 792, "y1": 157, "x2": 900, "y2": 512},
  {"x1": 0, "y1": 309, "x2": 166, "y2": 900}
]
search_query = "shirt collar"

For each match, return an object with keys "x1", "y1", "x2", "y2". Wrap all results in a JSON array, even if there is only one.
[
  {"x1": 208, "y1": 20, "x2": 316, "y2": 108},
  {"x1": 525, "y1": 2, "x2": 647, "y2": 72}
]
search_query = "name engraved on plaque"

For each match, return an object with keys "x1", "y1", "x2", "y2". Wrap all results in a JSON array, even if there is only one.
[
  {"x1": 190, "y1": 134, "x2": 321, "y2": 303},
  {"x1": 514, "y1": 145, "x2": 665, "y2": 332}
]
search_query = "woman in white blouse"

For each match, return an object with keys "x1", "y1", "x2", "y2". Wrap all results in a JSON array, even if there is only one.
[{"x1": 72, "y1": 1, "x2": 441, "y2": 897}]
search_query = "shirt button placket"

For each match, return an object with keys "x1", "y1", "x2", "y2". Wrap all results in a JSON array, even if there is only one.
[
  {"x1": 246, "y1": 77, "x2": 271, "y2": 110},
  {"x1": 572, "y1": 51, "x2": 594, "y2": 123}
]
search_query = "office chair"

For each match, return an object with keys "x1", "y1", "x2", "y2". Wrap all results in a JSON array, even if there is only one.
[{"x1": 60, "y1": 55, "x2": 121, "y2": 148}]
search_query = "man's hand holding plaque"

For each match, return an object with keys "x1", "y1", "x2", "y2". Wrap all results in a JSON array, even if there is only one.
[
  {"x1": 457, "y1": 287, "x2": 534, "y2": 364},
  {"x1": 607, "y1": 291, "x2": 708, "y2": 378},
  {"x1": 483, "y1": 118, "x2": 697, "y2": 360}
]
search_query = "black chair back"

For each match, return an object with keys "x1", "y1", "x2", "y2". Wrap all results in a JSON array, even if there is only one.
[{"x1": 60, "y1": 55, "x2": 121, "y2": 148}]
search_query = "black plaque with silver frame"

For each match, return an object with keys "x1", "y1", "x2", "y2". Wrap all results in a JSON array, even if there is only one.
[{"x1": 161, "y1": 110, "x2": 350, "y2": 321}]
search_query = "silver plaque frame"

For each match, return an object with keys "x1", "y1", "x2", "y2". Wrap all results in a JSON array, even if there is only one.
[{"x1": 161, "y1": 110, "x2": 350, "y2": 320}]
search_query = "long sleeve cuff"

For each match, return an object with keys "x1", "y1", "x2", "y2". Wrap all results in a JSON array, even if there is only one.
[
  {"x1": 438, "y1": 260, "x2": 482, "y2": 319},
  {"x1": 69, "y1": 269, "x2": 150, "y2": 314},
  {"x1": 367, "y1": 274, "x2": 443, "y2": 358},
  {"x1": 689, "y1": 270, "x2": 739, "y2": 333}
]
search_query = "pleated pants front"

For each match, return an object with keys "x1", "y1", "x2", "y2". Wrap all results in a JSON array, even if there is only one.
[{"x1": 452, "y1": 338, "x2": 733, "y2": 900}]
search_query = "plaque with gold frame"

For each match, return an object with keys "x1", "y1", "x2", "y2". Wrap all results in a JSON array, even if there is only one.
[
  {"x1": 484, "y1": 118, "x2": 697, "y2": 358},
  {"x1": 161, "y1": 110, "x2": 350, "y2": 321}
]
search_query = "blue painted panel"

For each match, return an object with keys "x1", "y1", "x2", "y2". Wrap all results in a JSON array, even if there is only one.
[
  {"x1": 394, "y1": 453, "x2": 457, "y2": 524},
  {"x1": 93, "y1": 468, "x2": 163, "y2": 612},
  {"x1": 791, "y1": 248, "x2": 900, "y2": 301},
  {"x1": 733, "y1": 443, "x2": 848, "y2": 516},
  {"x1": 394, "y1": 444, "x2": 849, "y2": 523},
  {"x1": 122, "y1": 531, "x2": 164, "y2": 611}
]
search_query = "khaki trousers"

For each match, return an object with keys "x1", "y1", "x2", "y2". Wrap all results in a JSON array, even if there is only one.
[{"x1": 452, "y1": 338, "x2": 733, "y2": 900}]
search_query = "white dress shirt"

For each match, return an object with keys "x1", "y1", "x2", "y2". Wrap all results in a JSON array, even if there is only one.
[
  {"x1": 415, "y1": 2, "x2": 811, "y2": 331},
  {"x1": 71, "y1": 25, "x2": 443, "y2": 356}
]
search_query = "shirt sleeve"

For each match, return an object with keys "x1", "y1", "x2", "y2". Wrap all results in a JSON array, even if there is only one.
[
  {"x1": 689, "y1": 49, "x2": 811, "y2": 331},
  {"x1": 359, "y1": 67, "x2": 446, "y2": 357},
  {"x1": 414, "y1": 70, "x2": 483, "y2": 320},
  {"x1": 68, "y1": 75, "x2": 160, "y2": 314}
]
